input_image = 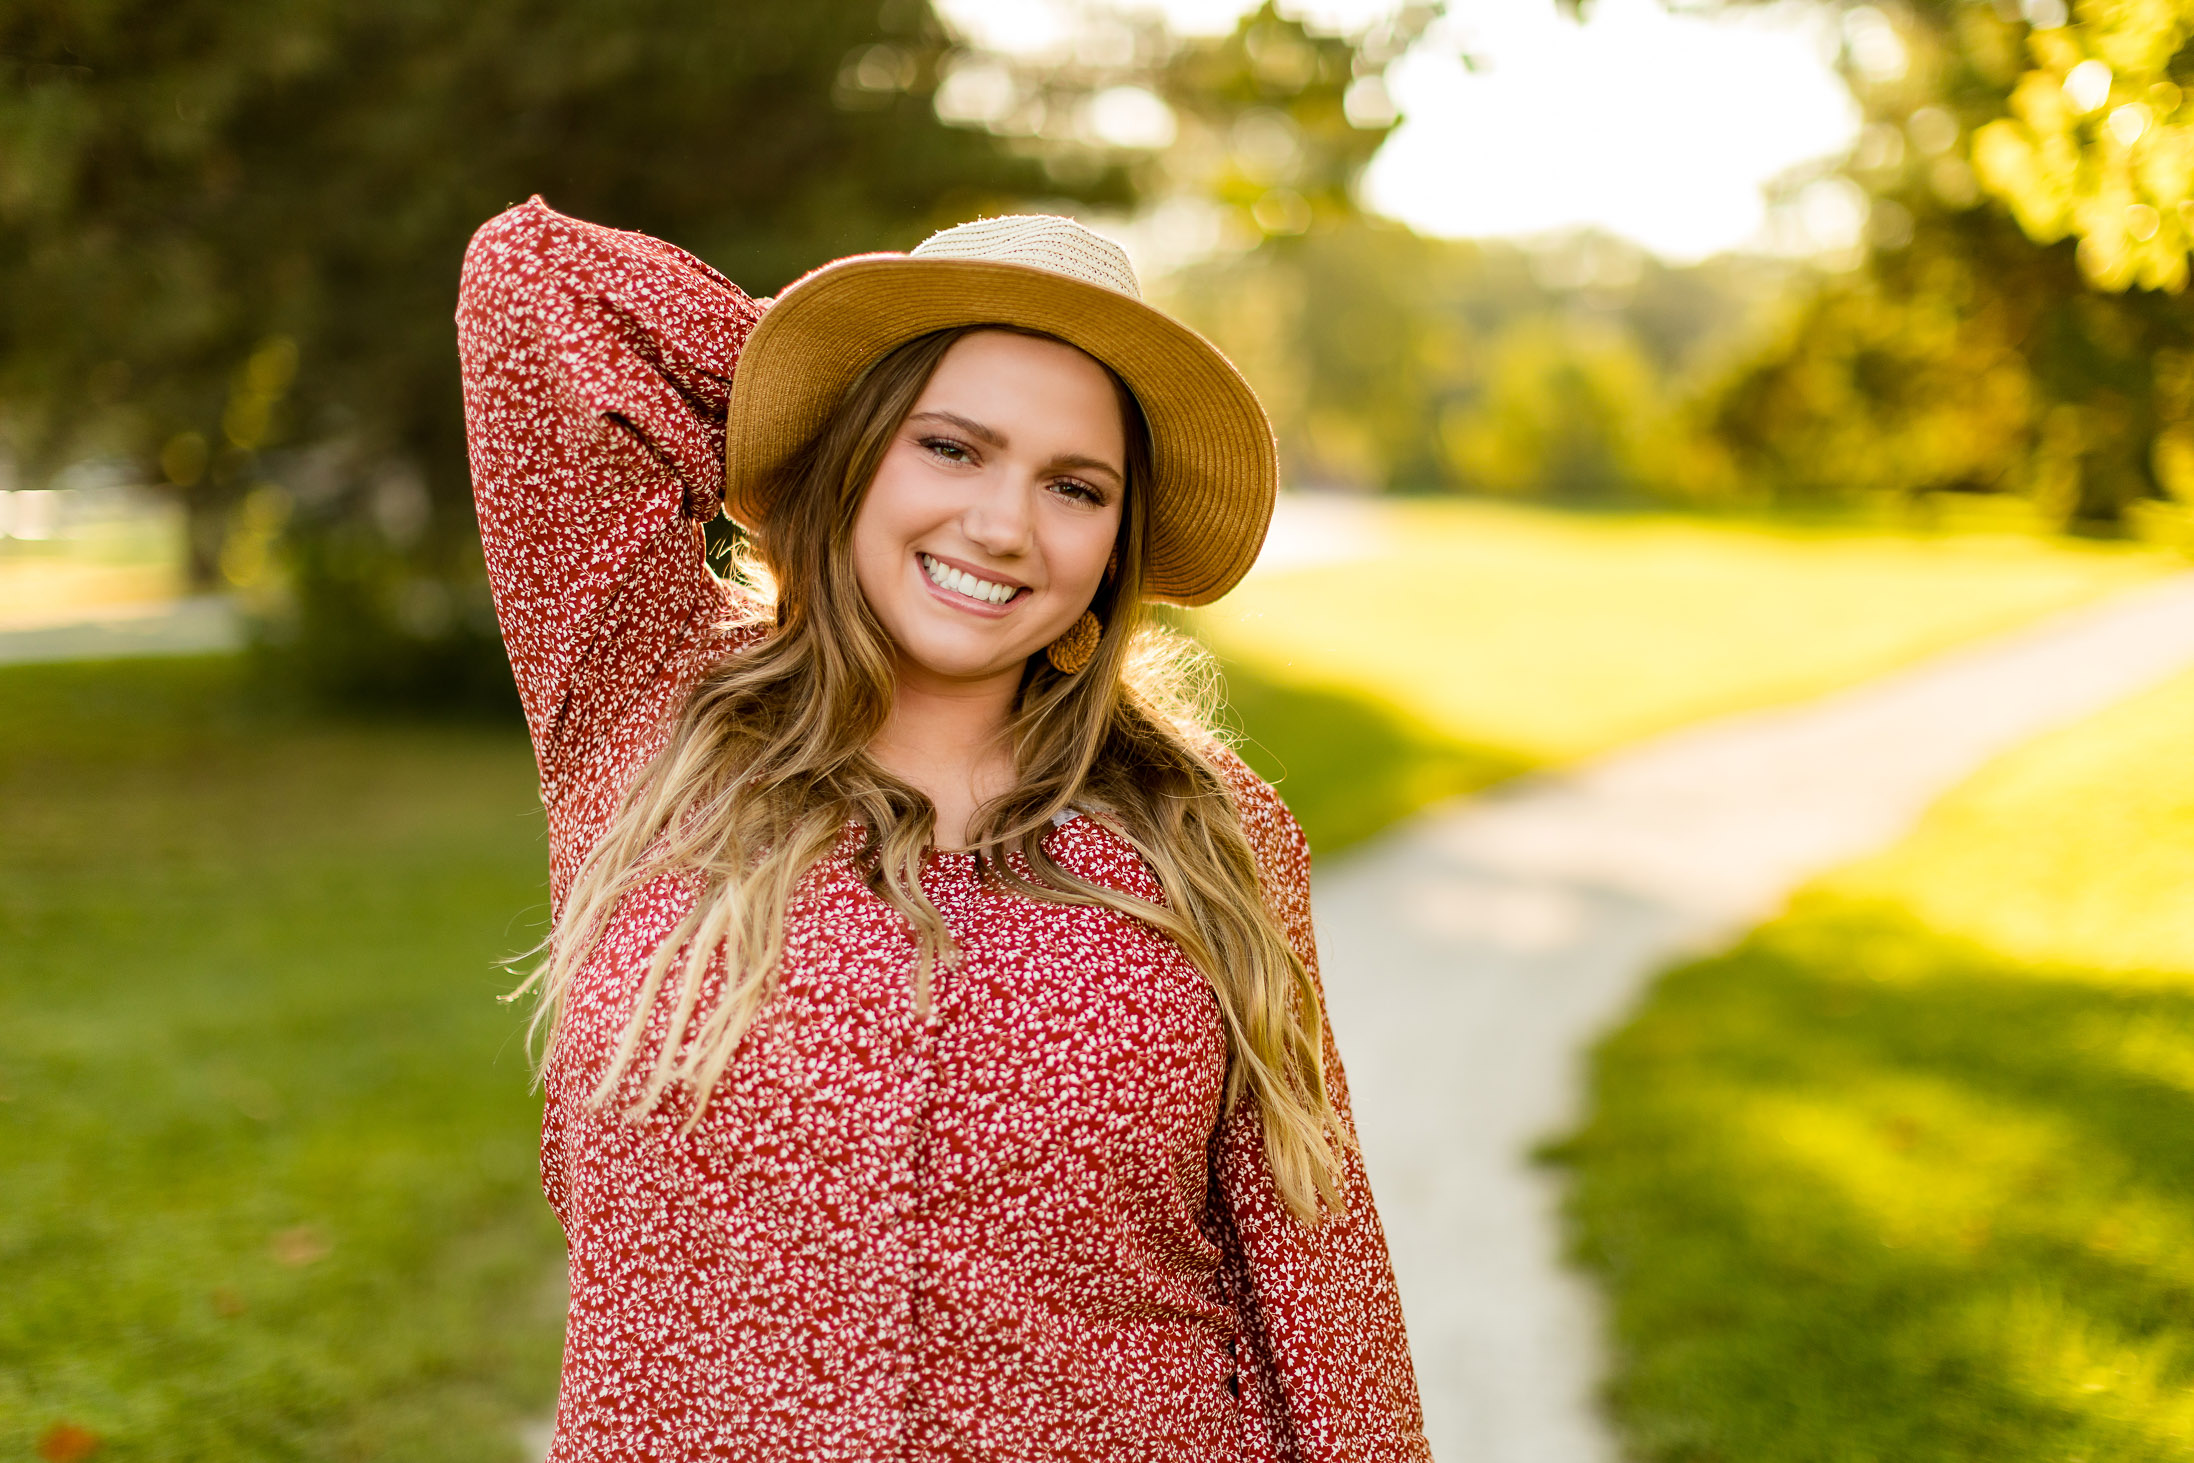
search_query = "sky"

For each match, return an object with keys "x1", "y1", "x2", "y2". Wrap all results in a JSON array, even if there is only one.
[{"x1": 933, "y1": 0, "x2": 1864, "y2": 264}]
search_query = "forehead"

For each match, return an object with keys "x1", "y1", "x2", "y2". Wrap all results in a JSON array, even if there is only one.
[{"x1": 915, "y1": 331, "x2": 1125, "y2": 451}]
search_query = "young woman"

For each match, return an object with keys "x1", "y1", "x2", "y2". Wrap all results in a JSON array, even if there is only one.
[{"x1": 457, "y1": 198, "x2": 1428, "y2": 1462}]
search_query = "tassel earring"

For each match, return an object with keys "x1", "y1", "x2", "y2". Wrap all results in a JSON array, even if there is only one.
[{"x1": 1046, "y1": 610, "x2": 1102, "y2": 674}]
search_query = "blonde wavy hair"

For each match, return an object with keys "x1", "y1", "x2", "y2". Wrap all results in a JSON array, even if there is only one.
[{"x1": 513, "y1": 326, "x2": 1347, "y2": 1222}]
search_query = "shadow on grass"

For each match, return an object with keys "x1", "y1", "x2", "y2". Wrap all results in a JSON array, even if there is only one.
[
  {"x1": 1549, "y1": 896, "x2": 2194, "y2": 1463},
  {"x1": 2, "y1": 657, "x2": 563, "y2": 1463},
  {"x1": 1211, "y1": 656, "x2": 1532, "y2": 857}
]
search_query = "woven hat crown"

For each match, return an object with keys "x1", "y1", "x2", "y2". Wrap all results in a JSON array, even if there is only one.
[{"x1": 909, "y1": 215, "x2": 1142, "y2": 302}]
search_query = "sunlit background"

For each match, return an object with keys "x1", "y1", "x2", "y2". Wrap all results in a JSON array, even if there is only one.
[
  {"x1": 945, "y1": 0, "x2": 1865, "y2": 260},
  {"x1": 8, "y1": 1, "x2": 2194, "y2": 1459}
]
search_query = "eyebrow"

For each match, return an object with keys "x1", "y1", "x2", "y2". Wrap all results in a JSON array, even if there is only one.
[
  {"x1": 906, "y1": 410, "x2": 1125, "y2": 487},
  {"x1": 908, "y1": 410, "x2": 1005, "y2": 448}
]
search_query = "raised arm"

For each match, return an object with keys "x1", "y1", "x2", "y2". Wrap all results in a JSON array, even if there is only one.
[
  {"x1": 455, "y1": 198, "x2": 765, "y2": 870},
  {"x1": 1207, "y1": 753, "x2": 1431, "y2": 1463}
]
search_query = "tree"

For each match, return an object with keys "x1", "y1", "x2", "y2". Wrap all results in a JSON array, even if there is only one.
[
  {"x1": 1700, "y1": 0, "x2": 2194, "y2": 528},
  {"x1": 1166, "y1": 214, "x2": 1783, "y2": 498},
  {"x1": 2, "y1": 0, "x2": 1099, "y2": 706},
  {"x1": 2, "y1": 0, "x2": 1411, "y2": 704},
  {"x1": 1972, "y1": 0, "x2": 2194, "y2": 292}
]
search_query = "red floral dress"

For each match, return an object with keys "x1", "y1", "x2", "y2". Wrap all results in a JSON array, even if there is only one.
[{"x1": 456, "y1": 198, "x2": 1429, "y2": 1463}]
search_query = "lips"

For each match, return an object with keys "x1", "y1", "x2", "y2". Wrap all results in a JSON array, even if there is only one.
[{"x1": 920, "y1": 552, "x2": 1025, "y2": 607}]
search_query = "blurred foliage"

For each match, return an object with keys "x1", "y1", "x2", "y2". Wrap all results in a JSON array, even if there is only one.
[
  {"x1": 0, "y1": 2, "x2": 1395, "y2": 708},
  {"x1": 1166, "y1": 218, "x2": 1787, "y2": 497},
  {"x1": 21, "y1": 0, "x2": 2194, "y2": 694},
  {"x1": 1972, "y1": 0, "x2": 2194, "y2": 292},
  {"x1": 1, "y1": 0, "x2": 1065, "y2": 706},
  {"x1": 1149, "y1": 3, "x2": 1414, "y2": 233},
  {"x1": 1556, "y1": 659, "x2": 2194, "y2": 1462},
  {"x1": 1702, "y1": 1, "x2": 2194, "y2": 531},
  {"x1": 943, "y1": 1, "x2": 1427, "y2": 244}
]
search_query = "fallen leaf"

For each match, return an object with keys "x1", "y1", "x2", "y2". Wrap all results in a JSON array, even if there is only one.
[
  {"x1": 39, "y1": 1422, "x2": 102, "y2": 1461},
  {"x1": 270, "y1": 1225, "x2": 330, "y2": 1267}
]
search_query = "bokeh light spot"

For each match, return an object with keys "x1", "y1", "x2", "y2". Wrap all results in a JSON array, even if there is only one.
[{"x1": 2065, "y1": 59, "x2": 2113, "y2": 115}]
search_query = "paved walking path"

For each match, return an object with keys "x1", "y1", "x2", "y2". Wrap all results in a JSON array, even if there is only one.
[
  {"x1": 1315, "y1": 572, "x2": 2194, "y2": 1463},
  {"x1": 0, "y1": 596, "x2": 241, "y2": 666}
]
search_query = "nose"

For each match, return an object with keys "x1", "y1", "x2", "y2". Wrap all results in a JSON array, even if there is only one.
[{"x1": 960, "y1": 471, "x2": 1035, "y2": 559}]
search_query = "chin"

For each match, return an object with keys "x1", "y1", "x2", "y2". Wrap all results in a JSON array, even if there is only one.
[{"x1": 895, "y1": 630, "x2": 1034, "y2": 683}]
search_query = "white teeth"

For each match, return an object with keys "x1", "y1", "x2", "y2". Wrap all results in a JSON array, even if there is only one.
[{"x1": 922, "y1": 553, "x2": 1017, "y2": 607}]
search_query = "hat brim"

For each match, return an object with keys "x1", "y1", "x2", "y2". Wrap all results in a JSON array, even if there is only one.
[{"x1": 722, "y1": 254, "x2": 1277, "y2": 607}]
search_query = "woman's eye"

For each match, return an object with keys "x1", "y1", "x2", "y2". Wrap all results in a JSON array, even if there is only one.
[
  {"x1": 920, "y1": 437, "x2": 972, "y2": 463},
  {"x1": 1051, "y1": 478, "x2": 1103, "y2": 505}
]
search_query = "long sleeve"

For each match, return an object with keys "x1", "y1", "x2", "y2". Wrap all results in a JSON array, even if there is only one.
[
  {"x1": 455, "y1": 197, "x2": 766, "y2": 892},
  {"x1": 1207, "y1": 751, "x2": 1432, "y2": 1462}
]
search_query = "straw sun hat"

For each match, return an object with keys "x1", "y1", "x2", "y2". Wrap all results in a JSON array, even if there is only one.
[{"x1": 721, "y1": 215, "x2": 1277, "y2": 607}]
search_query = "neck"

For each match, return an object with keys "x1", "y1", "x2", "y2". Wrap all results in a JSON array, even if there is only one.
[{"x1": 868, "y1": 659, "x2": 1022, "y2": 849}]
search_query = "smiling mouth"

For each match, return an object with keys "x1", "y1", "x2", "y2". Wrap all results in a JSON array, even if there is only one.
[{"x1": 920, "y1": 552, "x2": 1026, "y2": 607}]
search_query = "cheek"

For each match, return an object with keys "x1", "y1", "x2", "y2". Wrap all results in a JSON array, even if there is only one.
[
  {"x1": 848, "y1": 458, "x2": 923, "y2": 595},
  {"x1": 1044, "y1": 507, "x2": 1123, "y2": 605}
]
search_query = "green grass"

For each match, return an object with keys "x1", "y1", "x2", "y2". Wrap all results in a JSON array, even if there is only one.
[
  {"x1": 1, "y1": 505, "x2": 2179, "y2": 1458},
  {"x1": 1211, "y1": 656, "x2": 1529, "y2": 853},
  {"x1": 1555, "y1": 664, "x2": 2194, "y2": 1462},
  {"x1": 0, "y1": 659, "x2": 562, "y2": 1461},
  {"x1": 1205, "y1": 501, "x2": 2174, "y2": 849}
]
